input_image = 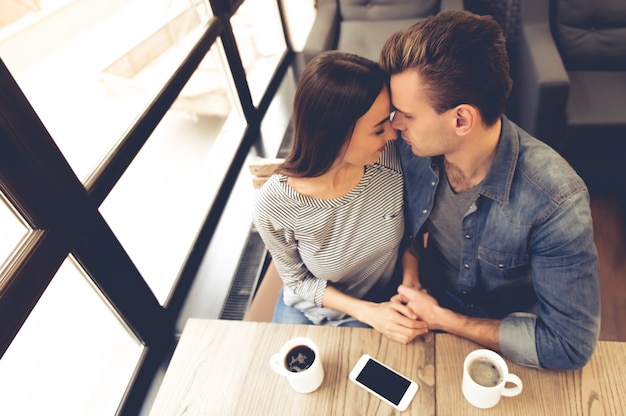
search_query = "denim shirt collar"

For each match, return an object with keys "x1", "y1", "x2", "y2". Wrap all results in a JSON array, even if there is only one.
[{"x1": 477, "y1": 116, "x2": 517, "y2": 205}]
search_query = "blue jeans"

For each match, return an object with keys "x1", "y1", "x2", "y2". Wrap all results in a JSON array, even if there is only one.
[{"x1": 272, "y1": 288, "x2": 371, "y2": 328}]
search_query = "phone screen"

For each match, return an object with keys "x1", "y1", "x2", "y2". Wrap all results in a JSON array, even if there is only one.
[{"x1": 355, "y1": 358, "x2": 412, "y2": 405}]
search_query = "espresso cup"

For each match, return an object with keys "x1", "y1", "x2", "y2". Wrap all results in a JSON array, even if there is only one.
[
  {"x1": 269, "y1": 337, "x2": 324, "y2": 393},
  {"x1": 462, "y1": 349, "x2": 523, "y2": 409}
]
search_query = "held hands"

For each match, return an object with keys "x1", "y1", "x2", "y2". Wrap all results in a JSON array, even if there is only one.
[
  {"x1": 362, "y1": 301, "x2": 428, "y2": 344},
  {"x1": 322, "y1": 285, "x2": 427, "y2": 344},
  {"x1": 391, "y1": 284, "x2": 444, "y2": 331},
  {"x1": 392, "y1": 285, "x2": 502, "y2": 351},
  {"x1": 389, "y1": 247, "x2": 445, "y2": 334}
]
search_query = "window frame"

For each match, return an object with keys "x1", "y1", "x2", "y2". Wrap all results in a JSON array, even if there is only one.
[{"x1": 0, "y1": 0, "x2": 296, "y2": 413}]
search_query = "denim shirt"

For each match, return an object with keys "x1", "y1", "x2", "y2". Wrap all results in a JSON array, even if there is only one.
[{"x1": 399, "y1": 117, "x2": 600, "y2": 370}]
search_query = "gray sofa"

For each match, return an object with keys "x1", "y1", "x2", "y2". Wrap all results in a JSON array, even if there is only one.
[
  {"x1": 300, "y1": 0, "x2": 464, "y2": 66},
  {"x1": 514, "y1": 0, "x2": 626, "y2": 159}
]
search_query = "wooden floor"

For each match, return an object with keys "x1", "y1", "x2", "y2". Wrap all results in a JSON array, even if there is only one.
[{"x1": 590, "y1": 192, "x2": 626, "y2": 341}]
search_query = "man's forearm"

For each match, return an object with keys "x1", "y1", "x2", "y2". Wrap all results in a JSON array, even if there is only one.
[
  {"x1": 436, "y1": 308, "x2": 501, "y2": 352},
  {"x1": 398, "y1": 285, "x2": 502, "y2": 351}
]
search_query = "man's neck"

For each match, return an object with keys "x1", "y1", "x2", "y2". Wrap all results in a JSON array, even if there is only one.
[{"x1": 444, "y1": 118, "x2": 501, "y2": 193}]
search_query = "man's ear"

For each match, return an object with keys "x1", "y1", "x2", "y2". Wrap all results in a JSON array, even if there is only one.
[{"x1": 454, "y1": 105, "x2": 477, "y2": 135}]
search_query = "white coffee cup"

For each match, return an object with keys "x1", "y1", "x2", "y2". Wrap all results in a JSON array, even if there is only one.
[
  {"x1": 269, "y1": 336, "x2": 324, "y2": 393},
  {"x1": 462, "y1": 349, "x2": 523, "y2": 409}
]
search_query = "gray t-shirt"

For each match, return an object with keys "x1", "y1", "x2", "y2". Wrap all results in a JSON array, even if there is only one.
[{"x1": 425, "y1": 169, "x2": 479, "y2": 288}]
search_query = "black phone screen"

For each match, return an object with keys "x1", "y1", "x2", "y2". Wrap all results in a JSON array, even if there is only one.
[{"x1": 355, "y1": 358, "x2": 411, "y2": 405}]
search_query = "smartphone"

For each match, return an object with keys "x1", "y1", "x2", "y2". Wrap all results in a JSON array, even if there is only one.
[{"x1": 349, "y1": 354, "x2": 419, "y2": 412}]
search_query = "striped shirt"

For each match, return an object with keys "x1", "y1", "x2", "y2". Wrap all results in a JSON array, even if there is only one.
[{"x1": 252, "y1": 141, "x2": 404, "y2": 325}]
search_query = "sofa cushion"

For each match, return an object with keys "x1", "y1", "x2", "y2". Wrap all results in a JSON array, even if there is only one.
[
  {"x1": 338, "y1": 19, "x2": 423, "y2": 61},
  {"x1": 552, "y1": 0, "x2": 626, "y2": 70},
  {"x1": 339, "y1": 0, "x2": 439, "y2": 21},
  {"x1": 566, "y1": 71, "x2": 626, "y2": 144}
]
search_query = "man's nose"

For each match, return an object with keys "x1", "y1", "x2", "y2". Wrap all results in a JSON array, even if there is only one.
[{"x1": 391, "y1": 116, "x2": 403, "y2": 131}]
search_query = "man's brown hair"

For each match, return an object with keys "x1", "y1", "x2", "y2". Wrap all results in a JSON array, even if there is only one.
[{"x1": 379, "y1": 10, "x2": 512, "y2": 126}]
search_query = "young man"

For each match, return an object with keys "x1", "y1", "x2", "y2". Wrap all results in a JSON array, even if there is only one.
[{"x1": 380, "y1": 11, "x2": 600, "y2": 370}]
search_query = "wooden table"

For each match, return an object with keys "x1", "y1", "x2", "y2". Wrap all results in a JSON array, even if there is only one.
[
  {"x1": 435, "y1": 334, "x2": 626, "y2": 415},
  {"x1": 149, "y1": 319, "x2": 434, "y2": 415},
  {"x1": 149, "y1": 319, "x2": 626, "y2": 415}
]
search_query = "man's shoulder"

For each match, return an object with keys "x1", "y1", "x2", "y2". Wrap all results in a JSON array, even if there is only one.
[{"x1": 516, "y1": 132, "x2": 587, "y2": 203}]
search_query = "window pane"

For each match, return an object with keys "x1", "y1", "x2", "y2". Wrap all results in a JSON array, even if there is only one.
[
  {"x1": 100, "y1": 40, "x2": 246, "y2": 304},
  {"x1": 0, "y1": 256, "x2": 143, "y2": 416},
  {"x1": 0, "y1": 191, "x2": 29, "y2": 276},
  {"x1": 280, "y1": 0, "x2": 316, "y2": 51},
  {"x1": 0, "y1": 0, "x2": 213, "y2": 182},
  {"x1": 231, "y1": 0, "x2": 287, "y2": 105},
  {"x1": 258, "y1": 65, "x2": 297, "y2": 156}
]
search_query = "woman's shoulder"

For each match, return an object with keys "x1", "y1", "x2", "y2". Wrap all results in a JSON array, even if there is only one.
[
  {"x1": 252, "y1": 175, "x2": 288, "y2": 224},
  {"x1": 255, "y1": 174, "x2": 288, "y2": 205}
]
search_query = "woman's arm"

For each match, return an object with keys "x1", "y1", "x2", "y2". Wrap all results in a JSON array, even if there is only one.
[
  {"x1": 401, "y1": 245, "x2": 421, "y2": 289},
  {"x1": 253, "y1": 193, "x2": 326, "y2": 305}
]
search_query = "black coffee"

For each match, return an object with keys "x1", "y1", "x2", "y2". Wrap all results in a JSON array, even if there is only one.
[
  {"x1": 468, "y1": 357, "x2": 502, "y2": 387},
  {"x1": 285, "y1": 345, "x2": 315, "y2": 372}
]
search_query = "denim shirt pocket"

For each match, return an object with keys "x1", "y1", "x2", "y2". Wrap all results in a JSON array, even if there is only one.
[{"x1": 477, "y1": 246, "x2": 530, "y2": 280}]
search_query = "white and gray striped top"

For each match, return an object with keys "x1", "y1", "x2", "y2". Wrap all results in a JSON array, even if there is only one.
[{"x1": 252, "y1": 141, "x2": 405, "y2": 325}]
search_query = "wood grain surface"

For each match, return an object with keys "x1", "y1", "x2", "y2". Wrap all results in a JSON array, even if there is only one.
[
  {"x1": 435, "y1": 334, "x2": 626, "y2": 415},
  {"x1": 149, "y1": 319, "x2": 435, "y2": 416}
]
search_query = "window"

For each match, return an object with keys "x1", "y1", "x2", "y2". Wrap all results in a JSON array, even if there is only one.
[
  {"x1": 0, "y1": 257, "x2": 142, "y2": 416},
  {"x1": 231, "y1": 0, "x2": 286, "y2": 105},
  {"x1": 100, "y1": 41, "x2": 247, "y2": 304},
  {"x1": 0, "y1": 0, "x2": 298, "y2": 413},
  {"x1": 0, "y1": 0, "x2": 215, "y2": 182}
]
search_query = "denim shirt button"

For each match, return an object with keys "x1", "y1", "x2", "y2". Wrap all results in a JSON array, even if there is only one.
[
  {"x1": 422, "y1": 209, "x2": 428, "y2": 214},
  {"x1": 461, "y1": 290, "x2": 468, "y2": 295},
  {"x1": 498, "y1": 263, "x2": 505, "y2": 268},
  {"x1": 464, "y1": 263, "x2": 470, "y2": 269},
  {"x1": 431, "y1": 181, "x2": 436, "y2": 187},
  {"x1": 464, "y1": 234, "x2": 471, "y2": 239}
]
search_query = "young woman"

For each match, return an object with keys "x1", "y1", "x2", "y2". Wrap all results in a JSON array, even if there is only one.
[{"x1": 252, "y1": 51, "x2": 426, "y2": 343}]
